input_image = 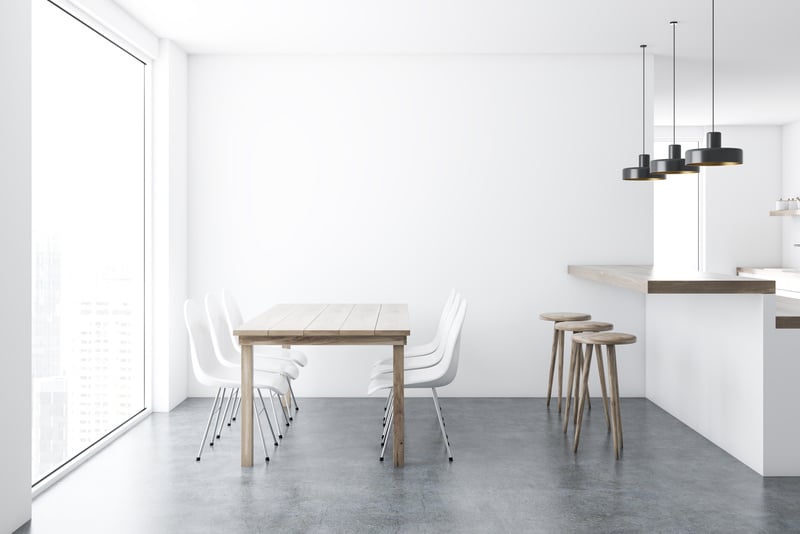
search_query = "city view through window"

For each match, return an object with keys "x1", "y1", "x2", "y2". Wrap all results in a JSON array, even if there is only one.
[{"x1": 32, "y1": 0, "x2": 147, "y2": 484}]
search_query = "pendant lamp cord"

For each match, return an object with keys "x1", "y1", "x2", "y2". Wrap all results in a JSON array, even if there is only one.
[
  {"x1": 671, "y1": 21, "x2": 676, "y2": 145},
  {"x1": 711, "y1": 0, "x2": 715, "y2": 132},
  {"x1": 642, "y1": 44, "x2": 646, "y2": 154}
]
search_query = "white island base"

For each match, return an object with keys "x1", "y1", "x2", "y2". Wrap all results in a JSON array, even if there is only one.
[{"x1": 570, "y1": 265, "x2": 800, "y2": 476}]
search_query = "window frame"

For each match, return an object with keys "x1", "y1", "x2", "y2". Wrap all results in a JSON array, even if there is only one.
[{"x1": 31, "y1": 0, "x2": 153, "y2": 495}]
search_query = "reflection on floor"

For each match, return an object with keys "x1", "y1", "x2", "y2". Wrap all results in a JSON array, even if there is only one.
[{"x1": 16, "y1": 397, "x2": 800, "y2": 533}]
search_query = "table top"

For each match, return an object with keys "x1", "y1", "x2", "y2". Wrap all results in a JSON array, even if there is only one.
[
  {"x1": 234, "y1": 303, "x2": 410, "y2": 337},
  {"x1": 568, "y1": 265, "x2": 775, "y2": 295}
]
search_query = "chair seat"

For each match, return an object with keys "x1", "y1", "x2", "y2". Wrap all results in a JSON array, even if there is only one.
[
  {"x1": 555, "y1": 320, "x2": 613, "y2": 333},
  {"x1": 573, "y1": 331, "x2": 637, "y2": 345},
  {"x1": 539, "y1": 312, "x2": 591, "y2": 322}
]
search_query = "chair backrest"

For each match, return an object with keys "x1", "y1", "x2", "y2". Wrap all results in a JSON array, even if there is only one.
[
  {"x1": 184, "y1": 299, "x2": 227, "y2": 387},
  {"x1": 430, "y1": 289, "x2": 458, "y2": 347},
  {"x1": 434, "y1": 299, "x2": 468, "y2": 387},
  {"x1": 222, "y1": 289, "x2": 245, "y2": 350},
  {"x1": 205, "y1": 292, "x2": 241, "y2": 367}
]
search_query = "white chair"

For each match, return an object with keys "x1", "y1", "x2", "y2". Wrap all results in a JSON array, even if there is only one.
[
  {"x1": 184, "y1": 299, "x2": 288, "y2": 462},
  {"x1": 222, "y1": 290, "x2": 307, "y2": 413},
  {"x1": 205, "y1": 293, "x2": 295, "y2": 434},
  {"x1": 370, "y1": 292, "x2": 461, "y2": 378},
  {"x1": 371, "y1": 291, "x2": 460, "y2": 424},
  {"x1": 368, "y1": 298, "x2": 468, "y2": 462}
]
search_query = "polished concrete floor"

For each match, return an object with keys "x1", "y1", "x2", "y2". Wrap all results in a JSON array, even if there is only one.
[{"x1": 16, "y1": 397, "x2": 800, "y2": 533}]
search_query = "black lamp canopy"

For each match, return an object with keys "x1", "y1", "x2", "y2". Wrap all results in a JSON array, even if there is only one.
[
  {"x1": 623, "y1": 44, "x2": 665, "y2": 182},
  {"x1": 685, "y1": 0, "x2": 743, "y2": 166},
  {"x1": 650, "y1": 21, "x2": 698, "y2": 176}
]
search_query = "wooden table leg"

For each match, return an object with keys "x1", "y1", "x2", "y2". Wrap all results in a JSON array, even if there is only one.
[
  {"x1": 392, "y1": 344, "x2": 404, "y2": 467},
  {"x1": 241, "y1": 343, "x2": 254, "y2": 467}
]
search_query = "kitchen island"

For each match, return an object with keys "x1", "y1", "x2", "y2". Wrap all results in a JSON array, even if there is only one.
[{"x1": 569, "y1": 265, "x2": 800, "y2": 476}]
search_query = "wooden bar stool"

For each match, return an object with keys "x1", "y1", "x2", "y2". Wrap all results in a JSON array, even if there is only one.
[
  {"x1": 539, "y1": 312, "x2": 591, "y2": 412},
  {"x1": 555, "y1": 320, "x2": 613, "y2": 434},
  {"x1": 571, "y1": 331, "x2": 637, "y2": 458}
]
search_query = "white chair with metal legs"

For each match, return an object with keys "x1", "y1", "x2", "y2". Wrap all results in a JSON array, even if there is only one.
[
  {"x1": 368, "y1": 299, "x2": 468, "y2": 462},
  {"x1": 184, "y1": 299, "x2": 288, "y2": 462},
  {"x1": 205, "y1": 293, "x2": 296, "y2": 435},
  {"x1": 370, "y1": 290, "x2": 460, "y2": 423},
  {"x1": 222, "y1": 289, "x2": 307, "y2": 414}
]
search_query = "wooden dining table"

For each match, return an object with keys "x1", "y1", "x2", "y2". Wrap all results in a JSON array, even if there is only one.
[{"x1": 233, "y1": 303, "x2": 410, "y2": 467}]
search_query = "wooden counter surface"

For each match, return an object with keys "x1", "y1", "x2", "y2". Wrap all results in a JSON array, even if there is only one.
[
  {"x1": 737, "y1": 267, "x2": 800, "y2": 293},
  {"x1": 568, "y1": 265, "x2": 775, "y2": 295},
  {"x1": 776, "y1": 296, "x2": 800, "y2": 329}
]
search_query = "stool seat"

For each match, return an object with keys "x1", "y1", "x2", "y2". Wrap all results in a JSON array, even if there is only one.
[
  {"x1": 555, "y1": 320, "x2": 613, "y2": 333},
  {"x1": 539, "y1": 312, "x2": 591, "y2": 322},
  {"x1": 573, "y1": 332, "x2": 636, "y2": 346}
]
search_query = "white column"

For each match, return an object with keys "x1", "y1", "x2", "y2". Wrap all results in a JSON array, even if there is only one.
[{"x1": 0, "y1": 0, "x2": 33, "y2": 530}]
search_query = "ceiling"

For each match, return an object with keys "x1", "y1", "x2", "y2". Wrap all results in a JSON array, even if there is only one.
[{"x1": 112, "y1": 0, "x2": 800, "y2": 125}]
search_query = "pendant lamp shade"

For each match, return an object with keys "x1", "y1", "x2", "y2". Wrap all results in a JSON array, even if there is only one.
[
  {"x1": 685, "y1": 0, "x2": 743, "y2": 166},
  {"x1": 651, "y1": 145, "x2": 699, "y2": 175},
  {"x1": 650, "y1": 22, "x2": 698, "y2": 176},
  {"x1": 623, "y1": 45, "x2": 664, "y2": 181},
  {"x1": 623, "y1": 154, "x2": 664, "y2": 181}
]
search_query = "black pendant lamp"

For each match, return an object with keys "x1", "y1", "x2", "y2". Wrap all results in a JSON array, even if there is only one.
[
  {"x1": 685, "y1": 0, "x2": 743, "y2": 166},
  {"x1": 623, "y1": 45, "x2": 664, "y2": 181},
  {"x1": 650, "y1": 21, "x2": 698, "y2": 176}
]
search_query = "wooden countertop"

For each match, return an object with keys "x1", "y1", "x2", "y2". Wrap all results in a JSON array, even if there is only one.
[
  {"x1": 737, "y1": 267, "x2": 800, "y2": 279},
  {"x1": 568, "y1": 265, "x2": 776, "y2": 295},
  {"x1": 776, "y1": 296, "x2": 800, "y2": 329}
]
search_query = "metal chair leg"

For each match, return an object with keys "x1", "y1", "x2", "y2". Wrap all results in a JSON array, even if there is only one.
[
  {"x1": 209, "y1": 388, "x2": 227, "y2": 447},
  {"x1": 380, "y1": 409, "x2": 393, "y2": 461},
  {"x1": 431, "y1": 388, "x2": 453, "y2": 461},
  {"x1": 383, "y1": 389, "x2": 393, "y2": 423},
  {"x1": 279, "y1": 396, "x2": 291, "y2": 427},
  {"x1": 269, "y1": 394, "x2": 283, "y2": 439},
  {"x1": 257, "y1": 389, "x2": 279, "y2": 446},
  {"x1": 216, "y1": 387, "x2": 234, "y2": 438},
  {"x1": 253, "y1": 398, "x2": 270, "y2": 462},
  {"x1": 381, "y1": 401, "x2": 394, "y2": 444},
  {"x1": 231, "y1": 390, "x2": 242, "y2": 422},
  {"x1": 283, "y1": 378, "x2": 293, "y2": 421},
  {"x1": 288, "y1": 379, "x2": 300, "y2": 412},
  {"x1": 196, "y1": 388, "x2": 222, "y2": 461},
  {"x1": 227, "y1": 388, "x2": 239, "y2": 426}
]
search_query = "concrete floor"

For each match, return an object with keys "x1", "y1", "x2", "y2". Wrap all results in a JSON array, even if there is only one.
[{"x1": 16, "y1": 397, "x2": 800, "y2": 533}]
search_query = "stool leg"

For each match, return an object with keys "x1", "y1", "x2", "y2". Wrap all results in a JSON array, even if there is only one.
[
  {"x1": 609, "y1": 345, "x2": 623, "y2": 451},
  {"x1": 594, "y1": 345, "x2": 611, "y2": 432},
  {"x1": 562, "y1": 338, "x2": 577, "y2": 433},
  {"x1": 582, "y1": 347, "x2": 592, "y2": 412},
  {"x1": 557, "y1": 330, "x2": 565, "y2": 413},
  {"x1": 573, "y1": 342, "x2": 583, "y2": 425},
  {"x1": 573, "y1": 343, "x2": 593, "y2": 453},
  {"x1": 605, "y1": 348, "x2": 619, "y2": 458},
  {"x1": 546, "y1": 326, "x2": 559, "y2": 407}
]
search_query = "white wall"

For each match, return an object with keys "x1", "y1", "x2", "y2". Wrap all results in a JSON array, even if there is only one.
[
  {"x1": 152, "y1": 39, "x2": 189, "y2": 412},
  {"x1": 187, "y1": 54, "x2": 653, "y2": 398},
  {"x1": 781, "y1": 121, "x2": 800, "y2": 267},
  {"x1": 0, "y1": 0, "x2": 32, "y2": 530},
  {"x1": 704, "y1": 126, "x2": 782, "y2": 274}
]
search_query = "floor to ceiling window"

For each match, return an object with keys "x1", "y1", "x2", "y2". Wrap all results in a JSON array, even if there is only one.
[{"x1": 32, "y1": 0, "x2": 148, "y2": 486}]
